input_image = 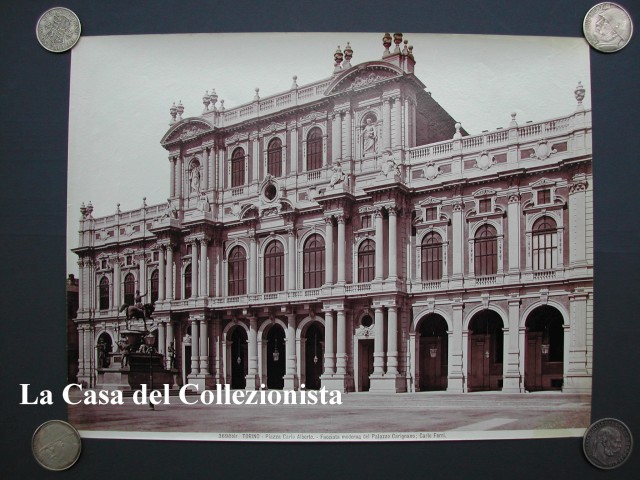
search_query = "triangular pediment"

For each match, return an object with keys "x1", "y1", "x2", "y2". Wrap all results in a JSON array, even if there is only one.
[
  {"x1": 529, "y1": 177, "x2": 557, "y2": 188},
  {"x1": 161, "y1": 118, "x2": 215, "y2": 146},
  {"x1": 324, "y1": 62, "x2": 404, "y2": 96}
]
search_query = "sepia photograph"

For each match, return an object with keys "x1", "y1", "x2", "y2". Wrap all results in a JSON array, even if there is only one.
[{"x1": 65, "y1": 31, "x2": 593, "y2": 441}]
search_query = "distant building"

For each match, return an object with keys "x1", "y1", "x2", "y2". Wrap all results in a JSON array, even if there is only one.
[{"x1": 72, "y1": 33, "x2": 592, "y2": 394}]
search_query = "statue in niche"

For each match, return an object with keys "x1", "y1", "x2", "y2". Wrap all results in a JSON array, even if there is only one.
[
  {"x1": 190, "y1": 164, "x2": 201, "y2": 193},
  {"x1": 361, "y1": 117, "x2": 378, "y2": 154},
  {"x1": 329, "y1": 161, "x2": 346, "y2": 188}
]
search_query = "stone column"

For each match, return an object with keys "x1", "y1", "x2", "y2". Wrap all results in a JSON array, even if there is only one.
[
  {"x1": 336, "y1": 215, "x2": 346, "y2": 284},
  {"x1": 169, "y1": 157, "x2": 176, "y2": 197},
  {"x1": 157, "y1": 248, "x2": 165, "y2": 302},
  {"x1": 200, "y1": 319, "x2": 209, "y2": 373},
  {"x1": 139, "y1": 255, "x2": 147, "y2": 296},
  {"x1": 158, "y1": 321, "x2": 166, "y2": 358},
  {"x1": 447, "y1": 302, "x2": 465, "y2": 392},
  {"x1": 289, "y1": 126, "x2": 298, "y2": 174},
  {"x1": 166, "y1": 322, "x2": 174, "y2": 357},
  {"x1": 199, "y1": 239, "x2": 208, "y2": 297},
  {"x1": 252, "y1": 135, "x2": 260, "y2": 183},
  {"x1": 332, "y1": 112, "x2": 342, "y2": 162},
  {"x1": 387, "y1": 306, "x2": 398, "y2": 375},
  {"x1": 177, "y1": 156, "x2": 183, "y2": 197},
  {"x1": 246, "y1": 316, "x2": 259, "y2": 390},
  {"x1": 335, "y1": 309, "x2": 347, "y2": 375},
  {"x1": 208, "y1": 147, "x2": 216, "y2": 191},
  {"x1": 190, "y1": 318, "x2": 200, "y2": 374},
  {"x1": 569, "y1": 176, "x2": 588, "y2": 269},
  {"x1": 165, "y1": 245, "x2": 174, "y2": 300},
  {"x1": 451, "y1": 202, "x2": 464, "y2": 284},
  {"x1": 324, "y1": 310, "x2": 335, "y2": 375},
  {"x1": 284, "y1": 313, "x2": 298, "y2": 389},
  {"x1": 202, "y1": 148, "x2": 209, "y2": 191},
  {"x1": 325, "y1": 216, "x2": 334, "y2": 285},
  {"x1": 507, "y1": 194, "x2": 521, "y2": 274},
  {"x1": 388, "y1": 206, "x2": 398, "y2": 279},
  {"x1": 382, "y1": 99, "x2": 391, "y2": 152},
  {"x1": 374, "y1": 208, "x2": 385, "y2": 280},
  {"x1": 249, "y1": 231, "x2": 257, "y2": 294},
  {"x1": 287, "y1": 227, "x2": 296, "y2": 290},
  {"x1": 113, "y1": 258, "x2": 121, "y2": 307},
  {"x1": 392, "y1": 97, "x2": 402, "y2": 150},
  {"x1": 191, "y1": 240, "x2": 199, "y2": 298},
  {"x1": 565, "y1": 291, "x2": 591, "y2": 392},
  {"x1": 503, "y1": 298, "x2": 522, "y2": 392},
  {"x1": 343, "y1": 110, "x2": 352, "y2": 161},
  {"x1": 373, "y1": 307, "x2": 385, "y2": 374}
]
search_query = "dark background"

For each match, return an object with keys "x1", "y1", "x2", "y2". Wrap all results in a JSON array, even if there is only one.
[{"x1": 1, "y1": 0, "x2": 638, "y2": 478}]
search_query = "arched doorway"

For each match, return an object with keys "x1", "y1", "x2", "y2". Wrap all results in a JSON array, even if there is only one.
[
  {"x1": 524, "y1": 306, "x2": 564, "y2": 391},
  {"x1": 230, "y1": 327, "x2": 247, "y2": 389},
  {"x1": 304, "y1": 322, "x2": 324, "y2": 390},
  {"x1": 96, "y1": 332, "x2": 113, "y2": 369},
  {"x1": 418, "y1": 314, "x2": 448, "y2": 391},
  {"x1": 266, "y1": 325, "x2": 286, "y2": 389},
  {"x1": 467, "y1": 310, "x2": 504, "y2": 391}
]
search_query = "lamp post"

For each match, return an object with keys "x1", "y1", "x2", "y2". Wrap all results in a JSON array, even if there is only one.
[{"x1": 144, "y1": 332, "x2": 156, "y2": 410}]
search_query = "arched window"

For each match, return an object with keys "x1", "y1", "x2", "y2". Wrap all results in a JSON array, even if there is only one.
[
  {"x1": 421, "y1": 233, "x2": 443, "y2": 281},
  {"x1": 150, "y1": 270, "x2": 159, "y2": 304},
  {"x1": 267, "y1": 137, "x2": 283, "y2": 177},
  {"x1": 184, "y1": 264, "x2": 192, "y2": 299},
  {"x1": 99, "y1": 277, "x2": 110, "y2": 310},
  {"x1": 532, "y1": 216, "x2": 558, "y2": 270},
  {"x1": 123, "y1": 273, "x2": 135, "y2": 305},
  {"x1": 303, "y1": 234, "x2": 325, "y2": 289},
  {"x1": 231, "y1": 147, "x2": 245, "y2": 187},
  {"x1": 264, "y1": 241, "x2": 285, "y2": 293},
  {"x1": 306, "y1": 127, "x2": 322, "y2": 171},
  {"x1": 474, "y1": 225, "x2": 498, "y2": 276},
  {"x1": 228, "y1": 246, "x2": 247, "y2": 296},
  {"x1": 358, "y1": 239, "x2": 375, "y2": 283}
]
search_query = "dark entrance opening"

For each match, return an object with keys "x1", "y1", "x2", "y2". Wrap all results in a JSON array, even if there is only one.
[
  {"x1": 358, "y1": 339, "x2": 375, "y2": 391},
  {"x1": 467, "y1": 310, "x2": 504, "y2": 391},
  {"x1": 525, "y1": 306, "x2": 564, "y2": 391},
  {"x1": 419, "y1": 314, "x2": 448, "y2": 391},
  {"x1": 230, "y1": 327, "x2": 247, "y2": 389},
  {"x1": 96, "y1": 332, "x2": 113, "y2": 369},
  {"x1": 304, "y1": 322, "x2": 324, "y2": 390},
  {"x1": 266, "y1": 325, "x2": 286, "y2": 389}
]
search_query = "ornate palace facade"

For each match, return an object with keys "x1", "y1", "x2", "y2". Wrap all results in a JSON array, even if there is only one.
[{"x1": 72, "y1": 33, "x2": 593, "y2": 394}]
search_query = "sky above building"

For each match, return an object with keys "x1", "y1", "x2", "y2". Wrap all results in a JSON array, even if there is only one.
[{"x1": 67, "y1": 32, "x2": 591, "y2": 274}]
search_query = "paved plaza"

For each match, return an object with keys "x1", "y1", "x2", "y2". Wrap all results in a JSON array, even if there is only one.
[{"x1": 68, "y1": 390, "x2": 591, "y2": 435}]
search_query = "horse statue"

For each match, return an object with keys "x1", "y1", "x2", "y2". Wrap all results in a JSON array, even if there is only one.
[{"x1": 119, "y1": 303, "x2": 155, "y2": 321}]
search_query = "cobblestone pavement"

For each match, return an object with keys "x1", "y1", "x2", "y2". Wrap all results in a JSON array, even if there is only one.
[{"x1": 68, "y1": 390, "x2": 591, "y2": 434}]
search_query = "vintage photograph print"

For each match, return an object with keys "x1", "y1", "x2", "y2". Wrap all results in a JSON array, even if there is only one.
[{"x1": 66, "y1": 32, "x2": 593, "y2": 441}]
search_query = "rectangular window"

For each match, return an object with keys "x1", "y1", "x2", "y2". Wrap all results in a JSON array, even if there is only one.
[
  {"x1": 231, "y1": 155, "x2": 245, "y2": 187},
  {"x1": 478, "y1": 199, "x2": 492, "y2": 214},
  {"x1": 537, "y1": 189, "x2": 551, "y2": 205},
  {"x1": 425, "y1": 207, "x2": 437, "y2": 222},
  {"x1": 153, "y1": 251, "x2": 159, "y2": 262},
  {"x1": 361, "y1": 215, "x2": 372, "y2": 229}
]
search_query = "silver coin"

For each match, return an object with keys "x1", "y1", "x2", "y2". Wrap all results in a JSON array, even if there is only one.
[
  {"x1": 32, "y1": 420, "x2": 82, "y2": 471},
  {"x1": 35, "y1": 7, "x2": 82, "y2": 53},
  {"x1": 583, "y1": 418, "x2": 633, "y2": 469},
  {"x1": 583, "y1": 3, "x2": 633, "y2": 52}
]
